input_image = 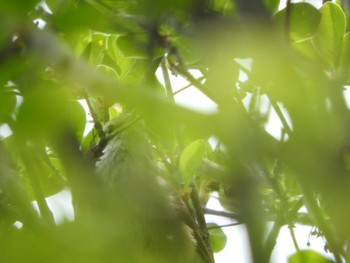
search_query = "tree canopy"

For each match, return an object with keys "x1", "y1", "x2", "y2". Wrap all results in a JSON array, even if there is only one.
[{"x1": 1, "y1": 0, "x2": 350, "y2": 262}]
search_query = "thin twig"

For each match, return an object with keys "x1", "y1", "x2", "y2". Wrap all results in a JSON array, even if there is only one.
[
  {"x1": 171, "y1": 63, "x2": 220, "y2": 105},
  {"x1": 204, "y1": 208, "x2": 239, "y2": 220},
  {"x1": 207, "y1": 222, "x2": 242, "y2": 229},
  {"x1": 173, "y1": 76, "x2": 206, "y2": 95}
]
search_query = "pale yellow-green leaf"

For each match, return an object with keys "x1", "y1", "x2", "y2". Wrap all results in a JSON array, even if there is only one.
[
  {"x1": 179, "y1": 139, "x2": 207, "y2": 182},
  {"x1": 312, "y1": 2, "x2": 346, "y2": 69}
]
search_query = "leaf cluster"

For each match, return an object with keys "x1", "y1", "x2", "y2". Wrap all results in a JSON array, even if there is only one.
[{"x1": 1, "y1": 0, "x2": 350, "y2": 262}]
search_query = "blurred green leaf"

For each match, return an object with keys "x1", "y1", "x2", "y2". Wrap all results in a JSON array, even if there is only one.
[
  {"x1": 105, "y1": 34, "x2": 123, "y2": 65},
  {"x1": 89, "y1": 32, "x2": 107, "y2": 64},
  {"x1": 16, "y1": 87, "x2": 86, "y2": 142},
  {"x1": 51, "y1": 1, "x2": 114, "y2": 33},
  {"x1": 117, "y1": 34, "x2": 149, "y2": 58},
  {"x1": 69, "y1": 100, "x2": 87, "y2": 142},
  {"x1": 207, "y1": 223, "x2": 227, "y2": 253},
  {"x1": 264, "y1": 0, "x2": 280, "y2": 14},
  {"x1": 312, "y1": 2, "x2": 346, "y2": 69},
  {"x1": 180, "y1": 139, "x2": 207, "y2": 182},
  {"x1": 65, "y1": 29, "x2": 92, "y2": 57},
  {"x1": 81, "y1": 128, "x2": 98, "y2": 152},
  {"x1": 288, "y1": 250, "x2": 334, "y2": 263},
  {"x1": 338, "y1": 32, "x2": 350, "y2": 81},
  {"x1": 22, "y1": 154, "x2": 66, "y2": 200},
  {"x1": 293, "y1": 38, "x2": 320, "y2": 62},
  {"x1": 96, "y1": 64, "x2": 119, "y2": 79},
  {"x1": 0, "y1": 0, "x2": 40, "y2": 14},
  {"x1": 0, "y1": 88, "x2": 16, "y2": 122},
  {"x1": 274, "y1": 3, "x2": 321, "y2": 42},
  {"x1": 212, "y1": 0, "x2": 234, "y2": 13}
]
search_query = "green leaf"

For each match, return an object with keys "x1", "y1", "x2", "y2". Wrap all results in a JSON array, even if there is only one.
[
  {"x1": 81, "y1": 128, "x2": 98, "y2": 152},
  {"x1": 89, "y1": 32, "x2": 108, "y2": 64},
  {"x1": 212, "y1": 0, "x2": 234, "y2": 13},
  {"x1": 16, "y1": 87, "x2": 86, "y2": 142},
  {"x1": 96, "y1": 64, "x2": 119, "y2": 79},
  {"x1": 117, "y1": 34, "x2": 149, "y2": 59},
  {"x1": 68, "y1": 101, "x2": 87, "y2": 142},
  {"x1": 0, "y1": 88, "x2": 16, "y2": 122},
  {"x1": 179, "y1": 139, "x2": 207, "y2": 182},
  {"x1": 312, "y1": 2, "x2": 346, "y2": 69},
  {"x1": 274, "y1": 3, "x2": 321, "y2": 42},
  {"x1": 264, "y1": 0, "x2": 280, "y2": 14},
  {"x1": 207, "y1": 223, "x2": 227, "y2": 253},
  {"x1": 65, "y1": 29, "x2": 92, "y2": 57},
  {"x1": 51, "y1": 2, "x2": 114, "y2": 33},
  {"x1": 288, "y1": 250, "x2": 334, "y2": 263},
  {"x1": 0, "y1": 0, "x2": 39, "y2": 14},
  {"x1": 338, "y1": 32, "x2": 350, "y2": 81},
  {"x1": 105, "y1": 35, "x2": 123, "y2": 65},
  {"x1": 293, "y1": 38, "x2": 320, "y2": 62},
  {"x1": 36, "y1": 156, "x2": 66, "y2": 199}
]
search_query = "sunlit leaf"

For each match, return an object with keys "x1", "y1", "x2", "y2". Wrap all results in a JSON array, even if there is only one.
[
  {"x1": 274, "y1": 3, "x2": 321, "y2": 42},
  {"x1": 207, "y1": 223, "x2": 227, "y2": 253},
  {"x1": 288, "y1": 250, "x2": 334, "y2": 263},
  {"x1": 89, "y1": 32, "x2": 108, "y2": 64},
  {"x1": 293, "y1": 38, "x2": 320, "y2": 62},
  {"x1": 180, "y1": 139, "x2": 207, "y2": 182},
  {"x1": 338, "y1": 32, "x2": 350, "y2": 81},
  {"x1": 312, "y1": 2, "x2": 346, "y2": 69},
  {"x1": 96, "y1": 64, "x2": 119, "y2": 79}
]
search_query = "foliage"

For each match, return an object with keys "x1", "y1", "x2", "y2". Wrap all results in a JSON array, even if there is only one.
[{"x1": 2, "y1": 0, "x2": 350, "y2": 262}]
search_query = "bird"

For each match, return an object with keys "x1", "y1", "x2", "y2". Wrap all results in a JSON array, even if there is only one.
[{"x1": 94, "y1": 112, "x2": 205, "y2": 263}]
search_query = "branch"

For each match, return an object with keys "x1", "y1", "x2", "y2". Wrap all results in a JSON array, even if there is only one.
[
  {"x1": 173, "y1": 76, "x2": 206, "y2": 95},
  {"x1": 187, "y1": 183, "x2": 215, "y2": 263},
  {"x1": 204, "y1": 208, "x2": 239, "y2": 220}
]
